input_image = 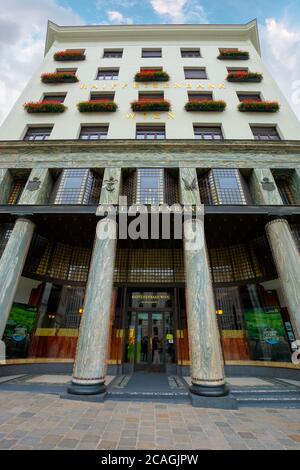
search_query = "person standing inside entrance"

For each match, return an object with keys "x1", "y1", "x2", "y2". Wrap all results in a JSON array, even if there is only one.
[{"x1": 152, "y1": 335, "x2": 161, "y2": 364}]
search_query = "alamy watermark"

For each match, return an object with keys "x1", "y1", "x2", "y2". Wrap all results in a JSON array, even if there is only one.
[{"x1": 95, "y1": 197, "x2": 205, "y2": 251}]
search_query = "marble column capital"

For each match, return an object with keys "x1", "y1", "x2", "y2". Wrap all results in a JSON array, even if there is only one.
[{"x1": 265, "y1": 218, "x2": 289, "y2": 229}]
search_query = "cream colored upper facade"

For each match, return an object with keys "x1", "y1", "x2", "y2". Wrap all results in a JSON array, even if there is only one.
[{"x1": 0, "y1": 19, "x2": 300, "y2": 141}]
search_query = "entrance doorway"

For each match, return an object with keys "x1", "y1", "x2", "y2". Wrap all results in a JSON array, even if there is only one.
[{"x1": 125, "y1": 291, "x2": 176, "y2": 372}]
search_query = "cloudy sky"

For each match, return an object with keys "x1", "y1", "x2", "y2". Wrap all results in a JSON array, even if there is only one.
[{"x1": 0, "y1": 0, "x2": 299, "y2": 125}]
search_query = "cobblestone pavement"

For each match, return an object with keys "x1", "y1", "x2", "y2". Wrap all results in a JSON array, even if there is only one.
[{"x1": 0, "y1": 391, "x2": 300, "y2": 450}]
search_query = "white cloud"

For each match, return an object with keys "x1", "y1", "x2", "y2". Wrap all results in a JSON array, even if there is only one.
[
  {"x1": 107, "y1": 10, "x2": 133, "y2": 24},
  {"x1": 0, "y1": 0, "x2": 83, "y2": 126},
  {"x1": 260, "y1": 18, "x2": 300, "y2": 119},
  {"x1": 150, "y1": 0, "x2": 208, "y2": 24}
]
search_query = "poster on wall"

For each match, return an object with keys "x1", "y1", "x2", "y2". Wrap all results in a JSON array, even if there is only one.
[
  {"x1": 244, "y1": 308, "x2": 291, "y2": 362},
  {"x1": 3, "y1": 303, "x2": 37, "y2": 359}
]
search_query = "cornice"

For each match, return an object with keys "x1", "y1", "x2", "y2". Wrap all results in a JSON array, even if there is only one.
[
  {"x1": 45, "y1": 19, "x2": 261, "y2": 55},
  {"x1": 0, "y1": 139, "x2": 300, "y2": 155}
]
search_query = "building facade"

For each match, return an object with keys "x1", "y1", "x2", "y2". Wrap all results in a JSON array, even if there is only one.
[{"x1": 0, "y1": 20, "x2": 300, "y2": 397}]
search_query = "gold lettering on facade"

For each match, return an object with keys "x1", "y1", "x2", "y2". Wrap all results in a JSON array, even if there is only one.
[
  {"x1": 121, "y1": 83, "x2": 128, "y2": 88},
  {"x1": 80, "y1": 84, "x2": 88, "y2": 89},
  {"x1": 153, "y1": 112, "x2": 161, "y2": 119},
  {"x1": 126, "y1": 113, "x2": 136, "y2": 119},
  {"x1": 185, "y1": 84, "x2": 193, "y2": 89},
  {"x1": 133, "y1": 83, "x2": 140, "y2": 89},
  {"x1": 173, "y1": 83, "x2": 182, "y2": 88},
  {"x1": 91, "y1": 85, "x2": 98, "y2": 90},
  {"x1": 196, "y1": 84, "x2": 205, "y2": 89},
  {"x1": 167, "y1": 112, "x2": 175, "y2": 119}
]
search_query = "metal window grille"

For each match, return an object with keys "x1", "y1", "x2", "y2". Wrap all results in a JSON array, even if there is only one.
[
  {"x1": 0, "y1": 224, "x2": 13, "y2": 259},
  {"x1": 52, "y1": 169, "x2": 102, "y2": 205},
  {"x1": 7, "y1": 179, "x2": 27, "y2": 204}
]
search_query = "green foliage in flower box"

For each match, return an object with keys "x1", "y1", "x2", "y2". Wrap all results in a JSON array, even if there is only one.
[
  {"x1": 238, "y1": 101, "x2": 280, "y2": 112},
  {"x1": 24, "y1": 101, "x2": 67, "y2": 113},
  {"x1": 185, "y1": 100, "x2": 227, "y2": 112},
  {"x1": 218, "y1": 49, "x2": 249, "y2": 60},
  {"x1": 131, "y1": 100, "x2": 171, "y2": 112},
  {"x1": 54, "y1": 50, "x2": 86, "y2": 61},
  {"x1": 77, "y1": 101, "x2": 118, "y2": 112},
  {"x1": 41, "y1": 72, "x2": 79, "y2": 83},
  {"x1": 227, "y1": 71, "x2": 263, "y2": 82},
  {"x1": 134, "y1": 70, "x2": 170, "y2": 82}
]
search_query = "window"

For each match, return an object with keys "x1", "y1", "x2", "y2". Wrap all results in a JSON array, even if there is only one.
[
  {"x1": 79, "y1": 126, "x2": 108, "y2": 140},
  {"x1": 251, "y1": 126, "x2": 281, "y2": 141},
  {"x1": 198, "y1": 169, "x2": 249, "y2": 205},
  {"x1": 227, "y1": 67, "x2": 248, "y2": 73},
  {"x1": 194, "y1": 126, "x2": 223, "y2": 140},
  {"x1": 56, "y1": 68, "x2": 77, "y2": 75},
  {"x1": 53, "y1": 169, "x2": 102, "y2": 204},
  {"x1": 24, "y1": 127, "x2": 53, "y2": 141},
  {"x1": 273, "y1": 172, "x2": 296, "y2": 205},
  {"x1": 138, "y1": 92, "x2": 164, "y2": 101},
  {"x1": 0, "y1": 224, "x2": 13, "y2": 259},
  {"x1": 181, "y1": 49, "x2": 201, "y2": 58},
  {"x1": 90, "y1": 92, "x2": 115, "y2": 101},
  {"x1": 184, "y1": 68, "x2": 207, "y2": 79},
  {"x1": 136, "y1": 125, "x2": 165, "y2": 140},
  {"x1": 7, "y1": 178, "x2": 27, "y2": 204},
  {"x1": 136, "y1": 168, "x2": 164, "y2": 204},
  {"x1": 103, "y1": 49, "x2": 123, "y2": 58},
  {"x1": 237, "y1": 93, "x2": 261, "y2": 102},
  {"x1": 142, "y1": 49, "x2": 162, "y2": 58},
  {"x1": 96, "y1": 68, "x2": 119, "y2": 80},
  {"x1": 42, "y1": 94, "x2": 66, "y2": 103},
  {"x1": 188, "y1": 92, "x2": 213, "y2": 102}
]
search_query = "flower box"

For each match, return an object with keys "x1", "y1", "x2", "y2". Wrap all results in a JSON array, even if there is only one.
[
  {"x1": 218, "y1": 49, "x2": 249, "y2": 60},
  {"x1": 41, "y1": 72, "x2": 79, "y2": 84},
  {"x1": 24, "y1": 101, "x2": 67, "y2": 113},
  {"x1": 77, "y1": 101, "x2": 118, "y2": 112},
  {"x1": 227, "y1": 71, "x2": 263, "y2": 82},
  {"x1": 185, "y1": 100, "x2": 227, "y2": 112},
  {"x1": 134, "y1": 70, "x2": 170, "y2": 82},
  {"x1": 131, "y1": 100, "x2": 171, "y2": 112},
  {"x1": 238, "y1": 101, "x2": 280, "y2": 112},
  {"x1": 54, "y1": 50, "x2": 86, "y2": 61}
]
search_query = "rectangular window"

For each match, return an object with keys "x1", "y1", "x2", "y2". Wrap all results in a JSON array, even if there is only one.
[
  {"x1": 138, "y1": 92, "x2": 164, "y2": 101},
  {"x1": 188, "y1": 92, "x2": 213, "y2": 101},
  {"x1": 181, "y1": 49, "x2": 201, "y2": 58},
  {"x1": 142, "y1": 49, "x2": 162, "y2": 58},
  {"x1": 227, "y1": 67, "x2": 248, "y2": 73},
  {"x1": 90, "y1": 92, "x2": 115, "y2": 101},
  {"x1": 42, "y1": 94, "x2": 66, "y2": 103},
  {"x1": 7, "y1": 178, "x2": 27, "y2": 204},
  {"x1": 251, "y1": 126, "x2": 281, "y2": 141},
  {"x1": 103, "y1": 49, "x2": 123, "y2": 58},
  {"x1": 79, "y1": 126, "x2": 108, "y2": 140},
  {"x1": 24, "y1": 127, "x2": 53, "y2": 141},
  {"x1": 136, "y1": 125, "x2": 165, "y2": 140},
  {"x1": 56, "y1": 68, "x2": 77, "y2": 75},
  {"x1": 136, "y1": 168, "x2": 164, "y2": 204},
  {"x1": 96, "y1": 68, "x2": 119, "y2": 80},
  {"x1": 194, "y1": 126, "x2": 223, "y2": 140},
  {"x1": 53, "y1": 169, "x2": 102, "y2": 205},
  {"x1": 237, "y1": 93, "x2": 261, "y2": 102},
  {"x1": 184, "y1": 68, "x2": 207, "y2": 79}
]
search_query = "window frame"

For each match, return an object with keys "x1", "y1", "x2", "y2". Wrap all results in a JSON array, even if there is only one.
[
  {"x1": 103, "y1": 49, "x2": 123, "y2": 58},
  {"x1": 135, "y1": 125, "x2": 166, "y2": 140},
  {"x1": 251, "y1": 126, "x2": 281, "y2": 141},
  {"x1": 184, "y1": 67, "x2": 207, "y2": 80},
  {"x1": 79, "y1": 125, "x2": 109, "y2": 140},
  {"x1": 193, "y1": 125, "x2": 223, "y2": 140},
  {"x1": 181, "y1": 48, "x2": 201, "y2": 58},
  {"x1": 141, "y1": 49, "x2": 162, "y2": 58},
  {"x1": 24, "y1": 127, "x2": 53, "y2": 141},
  {"x1": 96, "y1": 68, "x2": 119, "y2": 80}
]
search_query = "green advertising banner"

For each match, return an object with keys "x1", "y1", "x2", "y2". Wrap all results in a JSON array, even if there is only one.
[
  {"x1": 3, "y1": 303, "x2": 37, "y2": 359},
  {"x1": 244, "y1": 308, "x2": 291, "y2": 361}
]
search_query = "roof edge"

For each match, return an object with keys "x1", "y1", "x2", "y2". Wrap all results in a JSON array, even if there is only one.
[{"x1": 45, "y1": 19, "x2": 261, "y2": 56}]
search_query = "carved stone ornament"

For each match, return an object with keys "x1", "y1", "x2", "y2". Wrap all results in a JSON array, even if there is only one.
[
  {"x1": 261, "y1": 177, "x2": 276, "y2": 192},
  {"x1": 182, "y1": 177, "x2": 197, "y2": 191},
  {"x1": 27, "y1": 177, "x2": 41, "y2": 192},
  {"x1": 104, "y1": 176, "x2": 118, "y2": 192}
]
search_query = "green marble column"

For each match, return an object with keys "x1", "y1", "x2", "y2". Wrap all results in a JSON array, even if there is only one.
[
  {"x1": 68, "y1": 218, "x2": 117, "y2": 395},
  {"x1": 184, "y1": 218, "x2": 228, "y2": 397},
  {"x1": 266, "y1": 219, "x2": 300, "y2": 338},
  {"x1": 0, "y1": 169, "x2": 52, "y2": 339},
  {"x1": 0, "y1": 169, "x2": 12, "y2": 204},
  {"x1": 179, "y1": 168, "x2": 201, "y2": 205},
  {"x1": 0, "y1": 218, "x2": 35, "y2": 338},
  {"x1": 249, "y1": 168, "x2": 283, "y2": 205},
  {"x1": 290, "y1": 169, "x2": 300, "y2": 205}
]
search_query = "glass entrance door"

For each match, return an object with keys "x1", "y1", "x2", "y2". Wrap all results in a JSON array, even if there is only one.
[{"x1": 126, "y1": 310, "x2": 175, "y2": 371}]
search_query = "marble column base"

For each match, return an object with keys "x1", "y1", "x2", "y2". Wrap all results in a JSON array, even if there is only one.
[
  {"x1": 190, "y1": 382, "x2": 229, "y2": 397},
  {"x1": 68, "y1": 381, "x2": 106, "y2": 395}
]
